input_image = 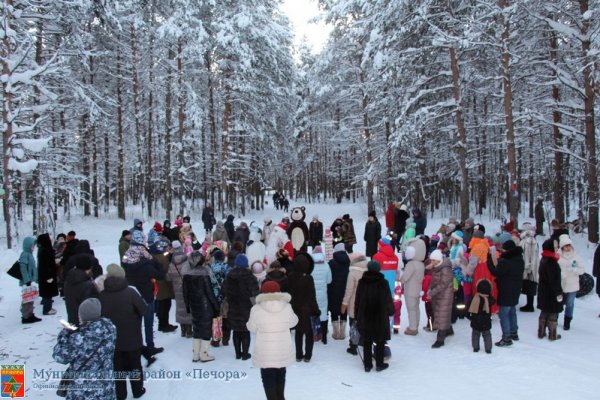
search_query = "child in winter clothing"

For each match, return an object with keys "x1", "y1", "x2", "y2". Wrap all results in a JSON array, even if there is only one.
[
  {"x1": 247, "y1": 281, "x2": 298, "y2": 400},
  {"x1": 252, "y1": 262, "x2": 267, "y2": 286},
  {"x1": 19, "y1": 237, "x2": 40, "y2": 323},
  {"x1": 422, "y1": 270, "x2": 433, "y2": 331},
  {"x1": 468, "y1": 279, "x2": 495, "y2": 353}
]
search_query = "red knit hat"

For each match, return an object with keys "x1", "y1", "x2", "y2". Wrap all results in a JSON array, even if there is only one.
[
  {"x1": 153, "y1": 222, "x2": 163, "y2": 233},
  {"x1": 261, "y1": 281, "x2": 281, "y2": 294}
]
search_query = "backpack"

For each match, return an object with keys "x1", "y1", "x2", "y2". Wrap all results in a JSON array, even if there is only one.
[{"x1": 7, "y1": 260, "x2": 22, "y2": 280}]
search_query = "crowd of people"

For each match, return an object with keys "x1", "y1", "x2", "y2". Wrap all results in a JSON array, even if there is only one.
[{"x1": 12, "y1": 201, "x2": 600, "y2": 400}]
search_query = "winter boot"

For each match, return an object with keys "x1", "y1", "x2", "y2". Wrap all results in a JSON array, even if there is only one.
[
  {"x1": 338, "y1": 321, "x2": 347, "y2": 340},
  {"x1": 548, "y1": 321, "x2": 562, "y2": 341},
  {"x1": 263, "y1": 387, "x2": 278, "y2": 400},
  {"x1": 199, "y1": 340, "x2": 215, "y2": 362},
  {"x1": 537, "y1": 317, "x2": 547, "y2": 339},
  {"x1": 233, "y1": 333, "x2": 242, "y2": 359},
  {"x1": 186, "y1": 324, "x2": 193, "y2": 338},
  {"x1": 192, "y1": 339, "x2": 202, "y2": 362},
  {"x1": 180, "y1": 325, "x2": 187, "y2": 338},
  {"x1": 321, "y1": 321, "x2": 328, "y2": 344},
  {"x1": 211, "y1": 339, "x2": 221, "y2": 347},
  {"x1": 563, "y1": 316, "x2": 572, "y2": 331},
  {"x1": 520, "y1": 295, "x2": 535, "y2": 312},
  {"x1": 241, "y1": 332, "x2": 251, "y2": 360},
  {"x1": 346, "y1": 343, "x2": 358, "y2": 355}
]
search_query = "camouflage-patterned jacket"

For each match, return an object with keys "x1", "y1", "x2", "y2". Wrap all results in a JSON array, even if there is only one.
[{"x1": 53, "y1": 317, "x2": 116, "y2": 400}]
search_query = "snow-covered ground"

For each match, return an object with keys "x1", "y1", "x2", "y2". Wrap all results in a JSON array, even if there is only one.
[{"x1": 1, "y1": 201, "x2": 599, "y2": 399}]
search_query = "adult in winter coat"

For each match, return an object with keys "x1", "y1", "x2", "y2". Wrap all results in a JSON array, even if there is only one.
[
  {"x1": 364, "y1": 211, "x2": 382, "y2": 258},
  {"x1": 340, "y1": 214, "x2": 357, "y2": 253},
  {"x1": 288, "y1": 252, "x2": 320, "y2": 362},
  {"x1": 385, "y1": 203, "x2": 396, "y2": 232},
  {"x1": 328, "y1": 243, "x2": 351, "y2": 340},
  {"x1": 37, "y1": 233, "x2": 59, "y2": 315},
  {"x1": 122, "y1": 230, "x2": 165, "y2": 358},
  {"x1": 265, "y1": 260, "x2": 289, "y2": 293},
  {"x1": 594, "y1": 244, "x2": 600, "y2": 308},
  {"x1": 557, "y1": 234, "x2": 585, "y2": 330},
  {"x1": 247, "y1": 281, "x2": 298, "y2": 400},
  {"x1": 212, "y1": 221, "x2": 231, "y2": 247},
  {"x1": 462, "y1": 218, "x2": 475, "y2": 249},
  {"x1": 534, "y1": 198, "x2": 545, "y2": 236},
  {"x1": 99, "y1": 264, "x2": 148, "y2": 399},
  {"x1": 183, "y1": 251, "x2": 220, "y2": 362},
  {"x1": 400, "y1": 238, "x2": 426, "y2": 335},
  {"x1": 224, "y1": 215, "x2": 235, "y2": 243},
  {"x1": 310, "y1": 246, "x2": 332, "y2": 344},
  {"x1": 222, "y1": 254, "x2": 260, "y2": 360},
  {"x1": 150, "y1": 239, "x2": 177, "y2": 333},
  {"x1": 60, "y1": 231, "x2": 79, "y2": 268},
  {"x1": 330, "y1": 217, "x2": 344, "y2": 243},
  {"x1": 147, "y1": 222, "x2": 163, "y2": 248},
  {"x1": 202, "y1": 202, "x2": 216, "y2": 233},
  {"x1": 233, "y1": 222, "x2": 251, "y2": 250},
  {"x1": 354, "y1": 261, "x2": 394, "y2": 372},
  {"x1": 64, "y1": 262, "x2": 99, "y2": 326},
  {"x1": 537, "y1": 239, "x2": 564, "y2": 341},
  {"x1": 519, "y1": 226, "x2": 539, "y2": 312},
  {"x1": 118, "y1": 230, "x2": 131, "y2": 261},
  {"x1": 53, "y1": 299, "x2": 116, "y2": 400},
  {"x1": 393, "y1": 204, "x2": 410, "y2": 250},
  {"x1": 209, "y1": 248, "x2": 231, "y2": 346},
  {"x1": 487, "y1": 240, "x2": 524, "y2": 347},
  {"x1": 373, "y1": 238, "x2": 399, "y2": 297},
  {"x1": 64, "y1": 240, "x2": 103, "y2": 281},
  {"x1": 412, "y1": 208, "x2": 427, "y2": 236},
  {"x1": 167, "y1": 241, "x2": 193, "y2": 337},
  {"x1": 341, "y1": 252, "x2": 368, "y2": 355},
  {"x1": 468, "y1": 229, "x2": 498, "y2": 314},
  {"x1": 308, "y1": 216, "x2": 324, "y2": 248},
  {"x1": 262, "y1": 217, "x2": 274, "y2": 245},
  {"x1": 427, "y1": 251, "x2": 455, "y2": 348},
  {"x1": 19, "y1": 237, "x2": 40, "y2": 323}
]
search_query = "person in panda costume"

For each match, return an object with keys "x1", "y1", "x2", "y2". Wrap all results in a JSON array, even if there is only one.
[
  {"x1": 287, "y1": 207, "x2": 309, "y2": 255},
  {"x1": 247, "y1": 223, "x2": 266, "y2": 265},
  {"x1": 266, "y1": 221, "x2": 295, "y2": 265}
]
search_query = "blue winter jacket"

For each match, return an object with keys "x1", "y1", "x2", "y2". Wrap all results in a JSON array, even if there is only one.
[
  {"x1": 311, "y1": 252, "x2": 332, "y2": 322},
  {"x1": 19, "y1": 237, "x2": 37, "y2": 286}
]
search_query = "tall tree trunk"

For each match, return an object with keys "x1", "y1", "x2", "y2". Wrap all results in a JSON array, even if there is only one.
[
  {"x1": 550, "y1": 22, "x2": 565, "y2": 223},
  {"x1": 359, "y1": 68, "x2": 374, "y2": 212},
  {"x1": 116, "y1": 50, "x2": 126, "y2": 220},
  {"x1": 130, "y1": 24, "x2": 142, "y2": 205},
  {"x1": 579, "y1": 0, "x2": 598, "y2": 242},
  {"x1": 1, "y1": 0, "x2": 15, "y2": 248},
  {"x1": 145, "y1": 47, "x2": 154, "y2": 218},
  {"x1": 164, "y1": 48, "x2": 174, "y2": 220},
  {"x1": 177, "y1": 39, "x2": 186, "y2": 215},
  {"x1": 449, "y1": 45, "x2": 469, "y2": 221},
  {"x1": 499, "y1": 0, "x2": 518, "y2": 226}
]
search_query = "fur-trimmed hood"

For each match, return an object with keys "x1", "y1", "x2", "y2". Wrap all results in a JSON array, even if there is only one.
[{"x1": 255, "y1": 292, "x2": 292, "y2": 313}]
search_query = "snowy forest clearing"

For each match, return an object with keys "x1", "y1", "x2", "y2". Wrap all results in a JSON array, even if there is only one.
[{"x1": 1, "y1": 202, "x2": 599, "y2": 399}]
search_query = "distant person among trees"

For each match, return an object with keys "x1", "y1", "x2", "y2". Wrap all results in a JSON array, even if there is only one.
[
  {"x1": 412, "y1": 208, "x2": 427, "y2": 236},
  {"x1": 308, "y1": 215, "x2": 323, "y2": 248},
  {"x1": 534, "y1": 198, "x2": 545, "y2": 236},
  {"x1": 202, "y1": 202, "x2": 216, "y2": 234}
]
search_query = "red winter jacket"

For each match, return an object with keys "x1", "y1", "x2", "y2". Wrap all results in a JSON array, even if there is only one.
[
  {"x1": 422, "y1": 273, "x2": 432, "y2": 302},
  {"x1": 385, "y1": 204, "x2": 396, "y2": 230}
]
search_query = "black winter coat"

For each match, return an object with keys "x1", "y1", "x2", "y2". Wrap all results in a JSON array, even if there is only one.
[
  {"x1": 265, "y1": 270, "x2": 289, "y2": 293},
  {"x1": 468, "y1": 294, "x2": 495, "y2": 331},
  {"x1": 233, "y1": 227, "x2": 250, "y2": 249},
  {"x1": 64, "y1": 268, "x2": 99, "y2": 325},
  {"x1": 60, "y1": 239, "x2": 79, "y2": 266},
  {"x1": 394, "y1": 209, "x2": 410, "y2": 237},
  {"x1": 99, "y1": 276, "x2": 147, "y2": 351},
  {"x1": 183, "y1": 266, "x2": 220, "y2": 340},
  {"x1": 37, "y1": 233, "x2": 58, "y2": 298},
  {"x1": 328, "y1": 251, "x2": 351, "y2": 314},
  {"x1": 225, "y1": 215, "x2": 235, "y2": 243},
  {"x1": 288, "y1": 263, "x2": 320, "y2": 333},
  {"x1": 593, "y1": 245, "x2": 600, "y2": 296},
  {"x1": 63, "y1": 240, "x2": 103, "y2": 281},
  {"x1": 202, "y1": 206, "x2": 216, "y2": 231},
  {"x1": 363, "y1": 219, "x2": 382, "y2": 258},
  {"x1": 308, "y1": 221, "x2": 324, "y2": 247},
  {"x1": 123, "y1": 257, "x2": 165, "y2": 303},
  {"x1": 413, "y1": 209, "x2": 427, "y2": 236},
  {"x1": 537, "y1": 256, "x2": 564, "y2": 313},
  {"x1": 355, "y1": 271, "x2": 394, "y2": 342},
  {"x1": 222, "y1": 267, "x2": 259, "y2": 331},
  {"x1": 487, "y1": 247, "x2": 524, "y2": 306}
]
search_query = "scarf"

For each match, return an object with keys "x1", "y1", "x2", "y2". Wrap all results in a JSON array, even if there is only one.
[
  {"x1": 468, "y1": 293, "x2": 489, "y2": 314},
  {"x1": 541, "y1": 250, "x2": 559, "y2": 261}
]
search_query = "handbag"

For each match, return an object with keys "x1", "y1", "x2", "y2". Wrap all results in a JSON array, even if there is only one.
[
  {"x1": 521, "y1": 274, "x2": 538, "y2": 296},
  {"x1": 212, "y1": 317, "x2": 223, "y2": 340},
  {"x1": 349, "y1": 320, "x2": 361, "y2": 347},
  {"x1": 56, "y1": 339, "x2": 106, "y2": 397},
  {"x1": 7, "y1": 260, "x2": 22, "y2": 280},
  {"x1": 310, "y1": 316, "x2": 322, "y2": 342}
]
